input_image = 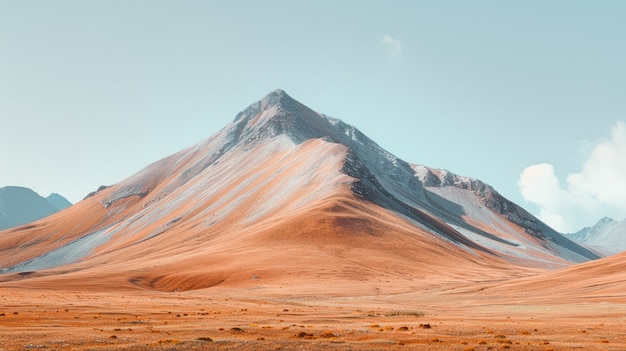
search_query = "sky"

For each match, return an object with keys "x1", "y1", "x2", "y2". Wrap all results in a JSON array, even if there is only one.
[{"x1": 1, "y1": 1, "x2": 625, "y2": 233}]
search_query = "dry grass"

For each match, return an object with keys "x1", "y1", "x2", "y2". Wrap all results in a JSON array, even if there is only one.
[
  {"x1": 386, "y1": 310, "x2": 424, "y2": 317},
  {"x1": 319, "y1": 331, "x2": 337, "y2": 338}
]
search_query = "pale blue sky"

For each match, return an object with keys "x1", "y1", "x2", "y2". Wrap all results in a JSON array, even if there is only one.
[{"x1": 1, "y1": 1, "x2": 625, "y2": 232}]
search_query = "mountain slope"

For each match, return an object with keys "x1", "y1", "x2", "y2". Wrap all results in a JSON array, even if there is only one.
[
  {"x1": 0, "y1": 186, "x2": 72, "y2": 230},
  {"x1": 0, "y1": 90, "x2": 599, "y2": 292},
  {"x1": 412, "y1": 166, "x2": 599, "y2": 265}
]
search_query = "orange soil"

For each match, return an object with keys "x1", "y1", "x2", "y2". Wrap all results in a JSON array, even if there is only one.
[{"x1": 1, "y1": 284, "x2": 625, "y2": 351}]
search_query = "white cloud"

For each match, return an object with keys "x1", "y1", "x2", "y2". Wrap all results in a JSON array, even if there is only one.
[
  {"x1": 518, "y1": 121, "x2": 626, "y2": 233},
  {"x1": 381, "y1": 35, "x2": 405, "y2": 56},
  {"x1": 567, "y1": 121, "x2": 626, "y2": 209}
]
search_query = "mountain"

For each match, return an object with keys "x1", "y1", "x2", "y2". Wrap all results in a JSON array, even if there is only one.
[
  {"x1": 0, "y1": 186, "x2": 72, "y2": 230},
  {"x1": 46, "y1": 192, "x2": 73, "y2": 210},
  {"x1": 566, "y1": 217, "x2": 626, "y2": 255},
  {"x1": 0, "y1": 90, "x2": 599, "y2": 292}
]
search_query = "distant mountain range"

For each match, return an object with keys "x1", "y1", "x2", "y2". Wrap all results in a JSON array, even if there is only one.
[
  {"x1": 566, "y1": 217, "x2": 626, "y2": 255},
  {"x1": 0, "y1": 90, "x2": 606, "y2": 292},
  {"x1": 0, "y1": 186, "x2": 72, "y2": 230}
]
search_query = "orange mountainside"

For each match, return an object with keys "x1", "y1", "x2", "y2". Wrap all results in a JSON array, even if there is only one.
[{"x1": 1, "y1": 90, "x2": 624, "y2": 350}]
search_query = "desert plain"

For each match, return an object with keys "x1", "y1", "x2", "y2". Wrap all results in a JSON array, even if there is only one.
[{"x1": 2, "y1": 271, "x2": 625, "y2": 351}]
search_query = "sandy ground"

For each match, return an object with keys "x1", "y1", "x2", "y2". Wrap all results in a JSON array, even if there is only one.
[{"x1": 2, "y1": 284, "x2": 625, "y2": 351}]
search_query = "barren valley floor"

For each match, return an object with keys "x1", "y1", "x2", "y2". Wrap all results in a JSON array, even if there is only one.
[{"x1": 1, "y1": 285, "x2": 625, "y2": 351}]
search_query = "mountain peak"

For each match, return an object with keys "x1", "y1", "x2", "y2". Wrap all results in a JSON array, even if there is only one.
[
  {"x1": 231, "y1": 89, "x2": 331, "y2": 145},
  {"x1": 46, "y1": 193, "x2": 72, "y2": 210},
  {"x1": 597, "y1": 217, "x2": 616, "y2": 225},
  {"x1": 261, "y1": 89, "x2": 292, "y2": 106},
  {"x1": 234, "y1": 89, "x2": 298, "y2": 123}
]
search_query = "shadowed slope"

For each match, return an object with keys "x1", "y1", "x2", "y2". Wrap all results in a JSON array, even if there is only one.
[{"x1": 412, "y1": 165, "x2": 600, "y2": 266}]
